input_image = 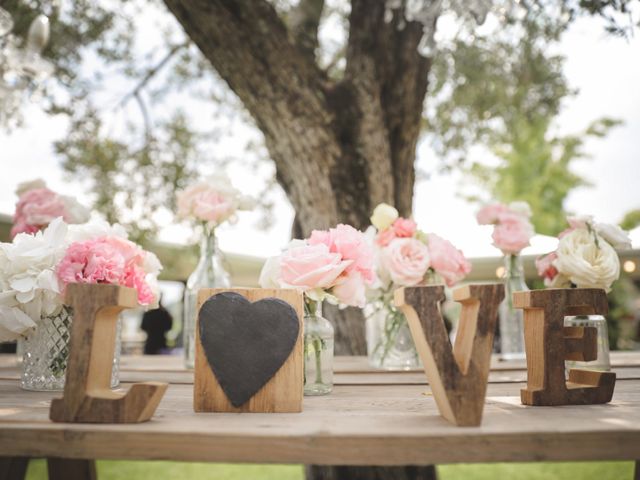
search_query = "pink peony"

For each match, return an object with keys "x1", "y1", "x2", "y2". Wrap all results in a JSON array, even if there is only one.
[
  {"x1": 391, "y1": 218, "x2": 417, "y2": 238},
  {"x1": 427, "y1": 234, "x2": 472, "y2": 287},
  {"x1": 332, "y1": 271, "x2": 367, "y2": 308},
  {"x1": 375, "y1": 227, "x2": 396, "y2": 247},
  {"x1": 280, "y1": 242, "x2": 351, "y2": 291},
  {"x1": 476, "y1": 203, "x2": 509, "y2": 225},
  {"x1": 492, "y1": 211, "x2": 534, "y2": 254},
  {"x1": 535, "y1": 252, "x2": 559, "y2": 286},
  {"x1": 380, "y1": 238, "x2": 430, "y2": 286},
  {"x1": 309, "y1": 224, "x2": 375, "y2": 283}
]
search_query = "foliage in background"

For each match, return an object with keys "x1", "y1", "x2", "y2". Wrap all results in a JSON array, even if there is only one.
[
  {"x1": 426, "y1": 10, "x2": 622, "y2": 236},
  {"x1": 3, "y1": 0, "x2": 636, "y2": 240}
]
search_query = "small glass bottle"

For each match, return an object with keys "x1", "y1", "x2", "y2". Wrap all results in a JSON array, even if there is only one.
[
  {"x1": 564, "y1": 314, "x2": 611, "y2": 371},
  {"x1": 183, "y1": 226, "x2": 230, "y2": 369},
  {"x1": 303, "y1": 299, "x2": 334, "y2": 395},
  {"x1": 499, "y1": 254, "x2": 528, "y2": 360},
  {"x1": 366, "y1": 301, "x2": 420, "y2": 370}
]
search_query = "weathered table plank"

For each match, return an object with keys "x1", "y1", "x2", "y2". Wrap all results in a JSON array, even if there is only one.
[{"x1": 1, "y1": 354, "x2": 639, "y2": 466}]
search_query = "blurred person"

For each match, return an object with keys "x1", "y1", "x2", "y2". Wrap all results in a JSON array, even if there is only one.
[{"x1": 141, "y1": 296, "x2": 173, "y2": 355}]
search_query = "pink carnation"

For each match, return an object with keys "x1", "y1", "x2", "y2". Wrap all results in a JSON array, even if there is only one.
[
  {"x1": 492, "y1": 211, "x2": 534, "y2": 254},
  {"x1": 427, "y1": 234, "x2": 472, "y2": 287},
  {"x1": 392, "y1": 218, "x2": 417, "y2": 238},
  {"x1": 309, "y1": 224, "x2": 375, "y2": 283},
  {"x1": 57, "y1": 237, "x2": 157, "y2": 305}
]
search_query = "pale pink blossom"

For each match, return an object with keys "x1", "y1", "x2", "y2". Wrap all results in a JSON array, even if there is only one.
[
  {"x1": 476, "y1": 203, "x2": 509, "y2": 225},
  {"x1": 375, "y1": 227, "x2": 396, "y2": 247},
  {"x1": 332, "y1": 271, "x2": 367, "y2": 308},
  {"x1": 535, "y1": 252, "x2": 559, "y2": 286},
  {"x1": 309, "y1": 224, "x2": 375, "y2": 283},
  {"x1": 279, "y1": 242, "x2": 351, "y2": 291},
  {"x1": 392, "y1": 217, "x2": 417, "y2": 238},
  {"x1": 427, "y1": 234, "x2": 472, "y2": 287},
  {"x1": 380, "y1": 238, "x2": 430, "y2": 286},
  {"x1": 491, "y1": 211, "x2": 534, "y2": 254}
]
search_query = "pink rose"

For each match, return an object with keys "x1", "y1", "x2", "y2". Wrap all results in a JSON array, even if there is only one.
[
  {"x1": 332, "y1": 271, "x2": 367, "y2": 308},
  {"x1": 12, "y1": 188, "x2": 66, "y2": 237},
  {"x1": 375, "y1": 227, "x2": 396, "y2": 247},
  {"x1": 177, "y1": 184, "x2": 235, "y2": 225},
  {"x1": 535, "y1": 252, "x2": 559, "y2": 285},
  {"x1": 492, "y1": 212, "x2": 534, "y2": 254},
  {"x1": 380, "y1": 238, "x2": 430, "y2": 286},
  {"x1": 280, "y1": 243, "x2": 350, "y2": 291},
  {"x1": 427, "y1": 234, "x2": 472, "y2": 287},
  {"x1": 476, "y1": 203, "x2": 508, "y2": 225},
  {"x1": 391, "y1": 217, "x2": 417, "y2": 238},
  {"x1": 309, "y1": 224, "x2": 375, "y2": 283}
]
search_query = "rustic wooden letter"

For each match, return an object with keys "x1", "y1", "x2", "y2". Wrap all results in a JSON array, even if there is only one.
[
  {"x1": 50, "y1": 284, "x2": 167, "y2": 423},
  {"x1": 395, "y1": 284, "x2": 504, "y2": 426},
  {"x1": 513, "y1": 288, "x2": 616, "y2": 406},
  {"x1": 194, "y1": 288, "x2": 304, "y2": 413}
]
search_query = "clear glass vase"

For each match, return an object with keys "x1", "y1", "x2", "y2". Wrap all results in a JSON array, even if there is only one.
[
  {"x1": 499, "y1": 254, "x2": 528, "y2": 360},
  {"x1": 183, "y1": 226, "x2": 231, "y2": 369},
  {"x1": 366, "y1": 302, "x2": 420, "y2": 370},
  {"x1": 564, "y1": 314, "x2": 611, "y2": 372},
  {"x1": 303, "y1": 300, "x2": 334, "y2": 396},
  {"x1": 21, "y1": 306, "x2": 122, "y2": 391}
]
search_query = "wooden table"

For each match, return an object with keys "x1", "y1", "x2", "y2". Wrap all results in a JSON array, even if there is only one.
[{"x1": 1, "y1": 353, "x2": 640, "y2": 478}]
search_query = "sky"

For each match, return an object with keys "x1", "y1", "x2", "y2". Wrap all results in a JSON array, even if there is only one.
[{"x1": 0, "y1": 7, "x2": 639, "y2": 260}]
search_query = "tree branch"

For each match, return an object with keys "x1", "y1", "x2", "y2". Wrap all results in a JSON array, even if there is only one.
[{"x1": 290, "y1": 0, "x2": 325, "y2": 60}]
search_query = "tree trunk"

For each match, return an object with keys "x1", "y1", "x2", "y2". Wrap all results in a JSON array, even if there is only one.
[{"x1": 163, "y1": 1, "x2": 435, "y2": 478}]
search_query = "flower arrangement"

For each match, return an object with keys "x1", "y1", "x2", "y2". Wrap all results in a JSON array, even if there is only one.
[
  {"x1": 11, "y1": 178, "x2": 89, "y2": 238},
  {"x1": 259, "y1": 223, "x2": 375, "y2": 308},
  {"x1": 0, "y1": 217, "x2": 162, "y2": 342},
  {"x1": 476, "y1": 201, "x2": 535, "y2": 255},
  {"x1": 366, "y1": 203, "x2": 471, "y2": 368},
  {"x1": 536, "y1": 215, "x2": 632, "y2": 292},
  {"x1": 176, "y1": 172, "x2": 255, "y2": 228},
  {"x1": 259, "y1": 223, "x2": 374, "y2": 394}
]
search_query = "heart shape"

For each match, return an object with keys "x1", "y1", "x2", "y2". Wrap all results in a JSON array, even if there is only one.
[{"x1": 198, "y1": 292, "x2": 300, "y2": 407}]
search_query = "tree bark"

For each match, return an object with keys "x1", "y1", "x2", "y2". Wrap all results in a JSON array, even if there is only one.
[{"x1": 162, "y1": 1, "x2": 435, "y2": 478}]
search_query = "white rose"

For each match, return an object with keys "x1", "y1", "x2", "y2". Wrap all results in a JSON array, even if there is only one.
[
  {"x1": 508, "y1": 201, "x2": 532, "y2": 218},
  {"x1": 554, "y1": 228, "x2": 620, "y2": 291},
  {"x1": 595, "y1": 223, "x2": 632, "y2": 250},
  {"x1": 258, "y1": 255, "x2": 283, "y2": 289},
  {"x1": 567, "y1": 215, "x2": 594, "y2": 230},
  {"x1": 370, "y1": 203, "x2": 399, "y2": 231},
  {"x1": 61, "y1": 195, "x2": 91, "y2": 224}
]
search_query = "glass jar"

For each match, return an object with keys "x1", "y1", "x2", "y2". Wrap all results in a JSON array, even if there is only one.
[
  {"x1": 499, "y1": 254, "x2": 528, "y2": 360},
  {"x1": 303, "y1": 299, "x2": 334, "y2": 396},
  {"x1": 21, "y1": 306, "x2": 122, "y2": 391},
  {"x1": 366, "y1": 302, "x2": 420, "y2": 370},
  {"x1": 183, "y1": 226, "x2": 230, "y2": 369},
  {"x1": 564, "y1": 314, "x2": 611, "y2": 372}
]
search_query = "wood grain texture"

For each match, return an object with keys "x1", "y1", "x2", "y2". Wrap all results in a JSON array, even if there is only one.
[
  {"x1": 49, "y1": 284, "x2": 168, "y2": 423},
  {"x1": 513, "y1": 288, "x2": 616, "y2": 406},
  {"x1": 395, "y1": 284, "x2": 504, "y2": 426},
  {"x1": 194, "y1": 288, "x2": 304, "y2": 413}
]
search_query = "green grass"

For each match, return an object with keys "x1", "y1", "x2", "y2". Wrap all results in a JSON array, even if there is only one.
[{"x1": 25, "y1": 460, "x2": 634, "y2": 479}]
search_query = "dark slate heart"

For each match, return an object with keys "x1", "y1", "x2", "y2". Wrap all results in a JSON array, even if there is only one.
[{"x1": 198, "y1": 292, "x2": 300, "y2": 407}]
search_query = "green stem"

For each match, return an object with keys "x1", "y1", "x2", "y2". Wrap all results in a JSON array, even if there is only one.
[{"x1": 313, "y1": 336, "x2": 324, "y2": 384}]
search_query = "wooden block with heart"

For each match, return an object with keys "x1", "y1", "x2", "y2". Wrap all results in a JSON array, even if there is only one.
[{"x1": 194, "y1": 288, "x2": 304, "y2": 413}]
